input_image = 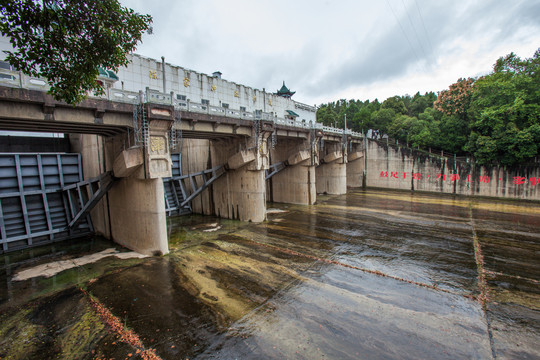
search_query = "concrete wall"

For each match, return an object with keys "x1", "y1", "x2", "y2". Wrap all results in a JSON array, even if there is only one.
[
  {"x1": 268, "y1": 138, "x2": 316, "y2": 205},
  {"x1": 366, "y1": 139, "x2": 540, "y2": 200},
  {"x1": 178, "y1": 139, "x2": 213, "y2": 215},
  {"x1": 69, "y1": 134, "x2": 111, "y2": 238},
  {"x1": 210, "y1": 138, "x2": 267, "y2": 222},
  {"x1": 115, "y1": 53, "x2": 316, "y2": 123}
]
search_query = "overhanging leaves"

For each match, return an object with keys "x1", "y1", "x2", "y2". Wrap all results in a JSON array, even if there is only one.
[{"x1": 0, "y1": 0, "x2": 152, "y2": 104}]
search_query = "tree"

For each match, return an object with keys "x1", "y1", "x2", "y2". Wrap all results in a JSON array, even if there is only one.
[
  {"x1": 436, "y1": 113, "x2": 468, "y2": 153},
  {"x1": 0, "y1": 0, "x2": 152, "y2": 104},
  {"x1": 433, "y1": 78, "x2": 474, "y2": 118},
  {"x1": 465, "y1": 49, "x2": 540, "y2": 166},
  {"x1": 410, "y1": 91, "x2": 437, "y2": 117},
  {"x1": 352, "y1": 106, "x2": 373, "y2": 133},
  {"x1": 371, "y1": 108, "x2": 395, "y2": 133},
  {"x1": 316, "y1": 105, "x2": 338, "y2": 126},
  {"x1": 381, "y1": 95, "x2": 407, "y2": 115}
]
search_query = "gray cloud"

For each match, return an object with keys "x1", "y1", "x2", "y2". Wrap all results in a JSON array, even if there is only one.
[
  {"x1": 303, "y1": 0, "x2": 540, "y2": 99},
  {"x1": 121, "y1": 0, "x2": 540, "y2": 105}
]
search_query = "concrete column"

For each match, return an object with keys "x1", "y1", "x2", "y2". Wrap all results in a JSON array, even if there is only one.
[
  {"x1": 68, "y1": 102, "x2": 175, "y2": 256},
  {"x1": 69, "y1": 133, "x2": 111, "y2": 238},
  {"x1": 272, "y1": 164, "x2": 316, "y2": 204},
  {"x1": 107, "y1": 167, "x2": 168, "y2": 255},
  {"x1": 209, "y1": 121, "x2": 272, "y2": 222},
  {"x1": 316, "y1": 140, "x2": 347, "y2": 195},
  {"x1": 316, "y1": 160, "x2": 347, "y2": 194},
  {"x1": 212, "y1": 164, "x2": 267, "y2": 221},
  {"x1": 346, "y1": 142, "x2": 365, "y2": 188},
  {"x1": 99, "y1": 102, "x2": 173, "y2": 255},
  {"x1": 269, "y1": 138, "x2": 316, "y2": 205}
]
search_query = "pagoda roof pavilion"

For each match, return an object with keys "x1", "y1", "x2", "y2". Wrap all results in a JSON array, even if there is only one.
[{"x1": 276, "y1": 81, "x2": 295, "y2": 98}]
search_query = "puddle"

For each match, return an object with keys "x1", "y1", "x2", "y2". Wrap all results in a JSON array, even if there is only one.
[{"x1": 12, "y1": 248, "x2": 148, "y2": 281}]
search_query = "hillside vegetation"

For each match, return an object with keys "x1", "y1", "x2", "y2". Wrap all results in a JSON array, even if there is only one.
[{"x1": 316, "y1": 49, "x2": 540, "y2": 167}]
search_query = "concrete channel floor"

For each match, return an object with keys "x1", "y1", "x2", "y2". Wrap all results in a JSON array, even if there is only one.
[{"x1": 0, "y1": 189, "x2": 539, "y2": 359}]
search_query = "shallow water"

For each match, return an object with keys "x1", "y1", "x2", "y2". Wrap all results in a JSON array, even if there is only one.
[{"x1": 1, "y1": 189, "x2": 538, "y2": 359}]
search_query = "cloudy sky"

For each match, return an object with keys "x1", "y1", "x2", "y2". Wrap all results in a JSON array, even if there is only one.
[{"x1": 120, "y1": 0, "x2": 540, "y2": 106}]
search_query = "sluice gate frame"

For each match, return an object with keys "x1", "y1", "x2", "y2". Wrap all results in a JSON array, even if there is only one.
[{"x1": 0, "y1": 153, "x2": 93, "y2": 253}]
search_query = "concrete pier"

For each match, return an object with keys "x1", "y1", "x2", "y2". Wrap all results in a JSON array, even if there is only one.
[
  {"x1": 107, "y1": 168, "x2": 169, "y2": 255},
  {"x1": 316, "y1": 140, "x2": 347, "y2": 195},
  {"x1": 69, "y1": 104, "x2": 175, "y2": 256},
  {"x1": 316, "y1": 160, "x2": 347, "y2": 195},
  {"x1": 346, "y1": 145, "x2": 365, "y2": 188},
  {"x1": 210, "y1": 136, "x2": 268, "y2": 222},
  {"x1": 269, "y1": 138, "x2": 316, "y2": 205}
]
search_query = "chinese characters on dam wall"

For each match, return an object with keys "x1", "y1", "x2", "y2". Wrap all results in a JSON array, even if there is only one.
[
  {"x1": 365, "y1": 139, "x2": 539, "y2": 200},
  {"x1": 379, "y1": 171, "x2": 540, "y2": 186}
]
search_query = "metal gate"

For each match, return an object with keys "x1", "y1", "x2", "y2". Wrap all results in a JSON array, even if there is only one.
[
  {"x1": 0, "y1": 153, "x2": 93, "y2": 253},
  {"x1": 163, "y1": 152, "x2": 226, "y2": 217},
  {"x1": 163, "y1": 153, "x2": 192, "y2": 216}
]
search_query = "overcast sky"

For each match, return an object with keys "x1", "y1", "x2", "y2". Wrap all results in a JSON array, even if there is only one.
[{"x1": 120, "y1": 0, "x2": 540, "y2": 106}]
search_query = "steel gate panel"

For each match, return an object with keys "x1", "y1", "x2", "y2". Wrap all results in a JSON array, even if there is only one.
[
  {"x1": 164, "y1": 153, "x2": 190, "y2": 216},
  {"x1": 0, "y1": 153, "x2": 92, "y2": 253}
]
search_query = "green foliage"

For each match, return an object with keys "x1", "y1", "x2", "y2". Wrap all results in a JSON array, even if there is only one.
[
  {"x1": 316, "y1": 106, "x2": 337, "y2": 127},
  {"x1": 316, "y1": 48, "x2": 539, "y2": 167},
  {"x1": 466, "y1": 49, "x2": 540, "y2": 166},
  {"x1": 381, "y1": 95, "x2": 407, "y2": 115},
  {"x1": 371, "y1": 108, "x2": 395, "y2": 133},
  {"x1": 410, "y1": 91, "x2": 437, "y2": 117},
  {"x1": 436, "y1": 113, "x2": 468, "y2": 153},
  {"x1": 0, "y1": 0, "x2": 152, "y2": 104}
]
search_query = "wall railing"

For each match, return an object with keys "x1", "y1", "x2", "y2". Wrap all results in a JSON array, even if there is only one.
[{"x1": 0, "y1": 69, "x2": 362, "y2": 138}]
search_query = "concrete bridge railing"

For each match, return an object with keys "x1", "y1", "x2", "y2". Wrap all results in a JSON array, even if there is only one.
[{"x1": 0, "y1": 68, "x2": 365, "y2": 139}]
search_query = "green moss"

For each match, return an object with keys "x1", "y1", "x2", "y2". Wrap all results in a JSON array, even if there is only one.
[
  {"x1": 25, "y1": 256, "x2": 146, "y2": 303},
  {"x1": 0, "y1": 308, "x2": 43, "y2": 359},
  {"x1": 56, "y1": 302, "x2": 106, "y2": 359}
]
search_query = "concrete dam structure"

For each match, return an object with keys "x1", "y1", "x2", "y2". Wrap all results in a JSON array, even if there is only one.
[
  {"x1": 0, "y1": 46, "x2": 365, "y2": 256},
  {"x1": 2, "y1": 37, "x2": 536, "y2": 258}
]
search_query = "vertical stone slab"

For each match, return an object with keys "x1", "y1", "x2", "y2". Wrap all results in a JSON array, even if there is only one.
[
  {"x1": 69, "y1": 133, "x2": 111, "y2": 238},
  {"x1": 346, "y1": 148, "x2": 365, "y2": 188},
  {"x1": 316, "y1": 161, "x2": 347, "y2": 195},
  {"x1": 272, "y1": 164, "x2": 316, "y2": 205},
  {"x1": 179, "y1": 139, "x2": 212, "y2": 215},
  {"x1": 107, "y1": 167, "x2": 169, "y2": 255},
  {"x1": 210, "y1": 134, "x2": 268, "y2": 223},
  {"x1": 269, "y1": 137, "x2": 317, "y2": 205}
]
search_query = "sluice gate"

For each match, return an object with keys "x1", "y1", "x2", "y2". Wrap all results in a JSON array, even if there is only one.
[
  {"x1": 0, "y1": 151, "x2": 228, "y2": 253},
  {"x1": 0, "y1": 153, "x2": 93, "y2": 253},
  {"x1": 163, "y1": 154, "x2": 226, "y2": 216}
]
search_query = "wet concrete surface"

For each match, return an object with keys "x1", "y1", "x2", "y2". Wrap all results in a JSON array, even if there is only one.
[{"x1": 0, "y1": 189, "x2": 538, "y2": 359}]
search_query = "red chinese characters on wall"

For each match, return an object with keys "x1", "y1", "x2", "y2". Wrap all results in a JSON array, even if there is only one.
[{"x1": 379, "y1": 171, "x2": 539, "y2": 186}]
